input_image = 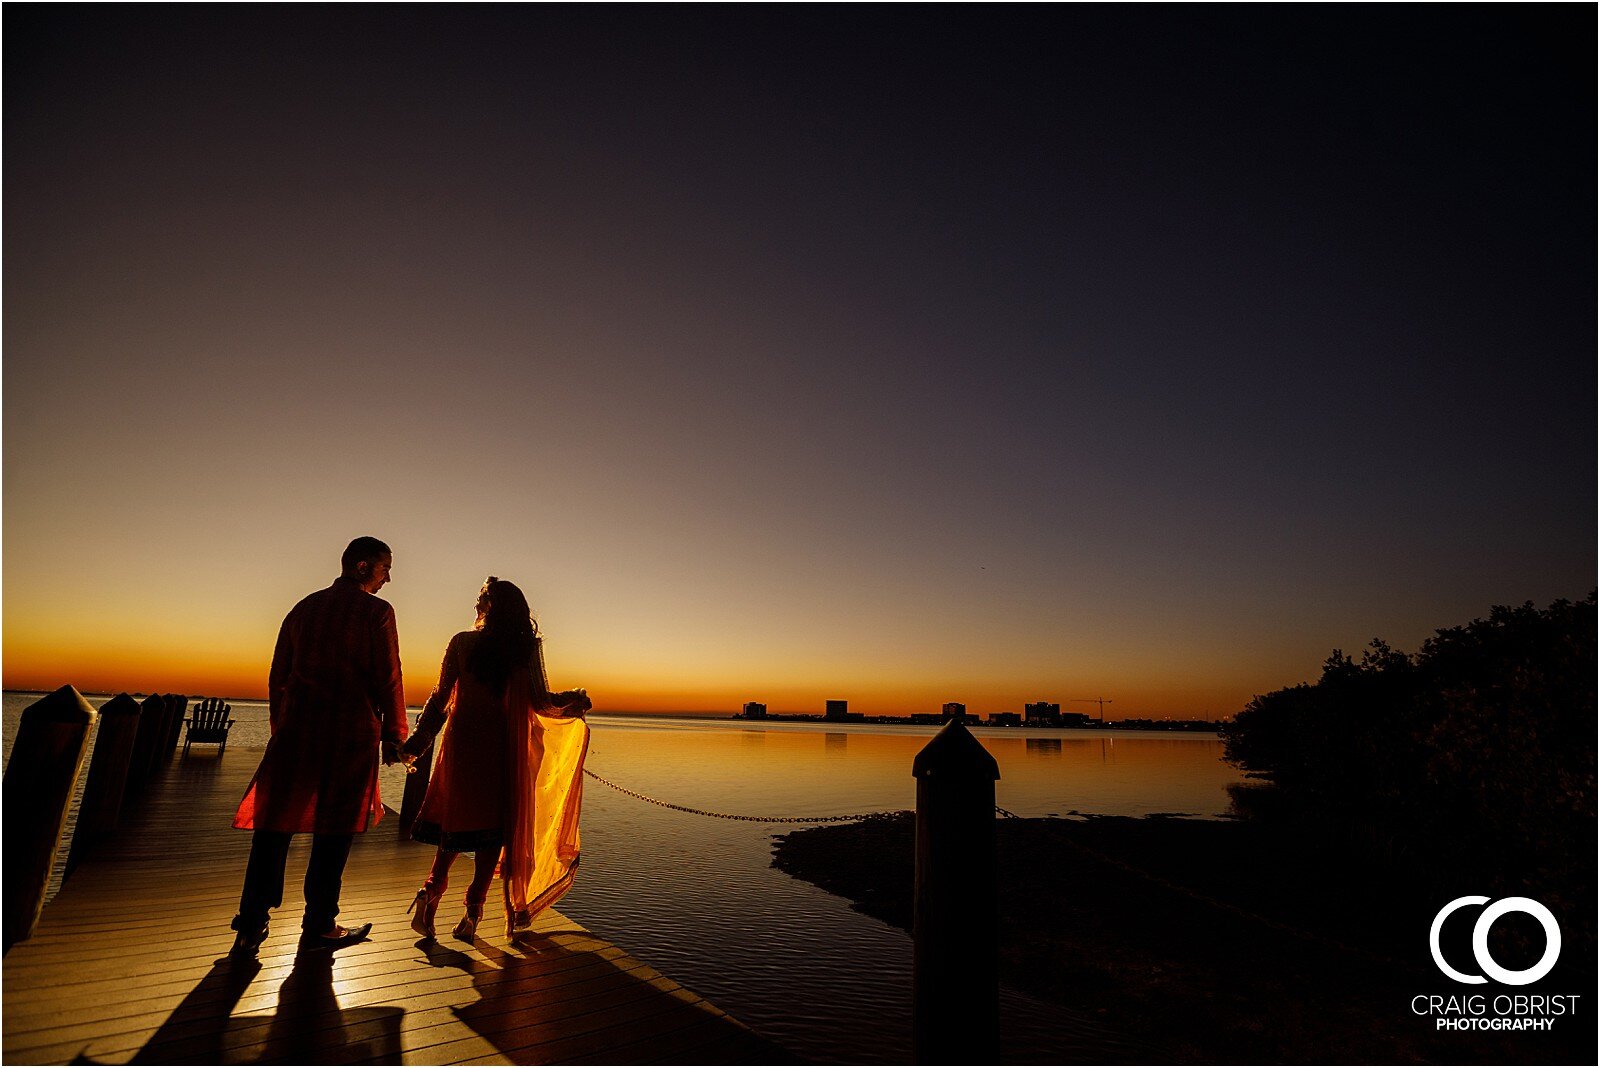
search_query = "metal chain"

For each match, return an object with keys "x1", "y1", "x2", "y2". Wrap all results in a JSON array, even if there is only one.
[{"x1": 582, "y1": 768, "x2": 902, "y2": 824}]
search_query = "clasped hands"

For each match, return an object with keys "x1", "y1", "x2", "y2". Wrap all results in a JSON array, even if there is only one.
[{"x1": 383, "y1": 738, "x2": 424, "y2": 773}]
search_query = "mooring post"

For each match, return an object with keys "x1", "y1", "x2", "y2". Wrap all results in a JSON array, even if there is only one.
[
  {"x1": 162, "y1": 694, "x2": 188, "y2": 758},
  {"x1": 912, "y1": 720, "x2": 1000, "y2": 1064},
  {"x1": 65, "y1": 694, "x2": 143, "y2": 876},
  {"x1": 128, "y1": 693, "x2": 167, "y2": 790},
  {"x1": 148, "y1": 694, "x2": 178, "y2": 771},
  {"x1": 399, "y1": 743, "x2": 434, "y2": 834},
  {"x1": 3, "y1": 686, "x2": 97, "y2": 951}
]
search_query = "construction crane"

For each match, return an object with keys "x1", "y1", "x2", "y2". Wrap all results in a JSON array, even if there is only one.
[{"x1": 1068, "y1": 697, "x2": 1113, "y2": 722}]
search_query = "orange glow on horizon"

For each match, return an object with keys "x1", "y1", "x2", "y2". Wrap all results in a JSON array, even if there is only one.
[
  {"x1": 3, "y1": 633, "x2": 1250, "y2": 719},
  {"x1": 1, "y1": 571, "x2": 1355, "y2": 722}
]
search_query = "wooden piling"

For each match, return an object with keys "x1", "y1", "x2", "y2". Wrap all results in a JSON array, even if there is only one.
[
  {"x1": 149, "y1": 692, "x2": 178, "y2": 778},
  {"x1": 127, "y1": 694, "x2": 167, "y2": 791},
  {"x1": 162, "y1": 694, "x2": 188, "y2": 758},
  {"x1": 65, "y1": 694, "x2": 143, "y2": 876},
  {"x1": 911, "y1": 720, "x2": 1000, "y2": 1064},
  {"x1": 3, "y1": 687, "x2": 97, "y2": 951}
]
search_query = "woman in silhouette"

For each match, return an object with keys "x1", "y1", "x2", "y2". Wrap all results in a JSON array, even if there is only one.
[{"x1": 401, "y1": 577, "x2": 591, "y2": 939}]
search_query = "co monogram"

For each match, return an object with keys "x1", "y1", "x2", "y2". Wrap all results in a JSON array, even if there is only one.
[{"x1": 1429, "y1": 896, "x2": 1561, "y2": 986}]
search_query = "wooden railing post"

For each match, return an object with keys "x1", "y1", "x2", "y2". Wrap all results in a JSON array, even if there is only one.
[
  {"x1": 128, "y1": 693, "x2": 168, "y2": 790},
  {"x1": 912, "y1": 720, "x2": 1000, "y2": 1064},
  {"x1": 3, "y1": 687, "x2": 97, "y2": 951},
  {"x1": 163, "y1": 694, "x2": 188, "y2": 758},
  {"x1": 65, "y1": 694, "x2": 143, "y2": 876},
  {"x1": 399, "y1": 744, "x2": 434, "y2": 834}
]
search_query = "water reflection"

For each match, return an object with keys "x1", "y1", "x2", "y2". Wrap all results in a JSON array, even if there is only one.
[
  {"x1": 573, "y1": 719, "x2": 1235, "y2": 821},
  {"x1": 558, "y1": 716, "x2": 1240, "y2": 1061}
]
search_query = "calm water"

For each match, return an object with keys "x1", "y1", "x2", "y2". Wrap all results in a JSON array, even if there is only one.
[{"x1": 3, "y1": 692, "x2": 1239, "y2": 1062}]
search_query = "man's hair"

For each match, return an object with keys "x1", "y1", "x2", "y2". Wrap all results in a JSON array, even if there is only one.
[{"x1": 341, "y1": 537, "x2": 391, "y2": 572}]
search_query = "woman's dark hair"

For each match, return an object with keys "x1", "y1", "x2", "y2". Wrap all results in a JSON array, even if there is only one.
[{"x1": 466, "y1": 576, "x2": 538, "y2": 689}]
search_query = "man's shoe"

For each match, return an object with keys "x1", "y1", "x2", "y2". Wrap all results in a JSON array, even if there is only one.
[
  {"x1": 300, "y1": 922, "x2": 372, "y2": 949},
  {"x1": 230, "y1": 923, "x2": 269, "y2": 959}
]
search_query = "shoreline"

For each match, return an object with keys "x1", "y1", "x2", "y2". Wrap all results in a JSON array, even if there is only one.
[{"x1": 771, "y1": 813, "x2": 1595, "y2": 1064}]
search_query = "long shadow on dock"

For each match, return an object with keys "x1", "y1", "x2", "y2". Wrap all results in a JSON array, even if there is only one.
[{"x1": 111, "y1": 951, "x2": 404, "y2": 1065}]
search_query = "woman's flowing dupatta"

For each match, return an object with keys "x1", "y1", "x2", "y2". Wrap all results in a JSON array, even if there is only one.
[{"x1": 501, "y1": 656, "x2": 590, "y2": 924}]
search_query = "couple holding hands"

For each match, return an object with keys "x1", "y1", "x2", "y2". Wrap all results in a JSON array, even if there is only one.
[{"x1": 228, "y1": 537, "x2": 592, "y2": 957}]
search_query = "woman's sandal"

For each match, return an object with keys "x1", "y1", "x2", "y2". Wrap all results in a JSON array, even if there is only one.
[
  {"x1": 453, "y1": 902, "x2": 484, "y2": 941},
  {"x1": 407, "y1": 883, "x2": 444, "y2": 939}
]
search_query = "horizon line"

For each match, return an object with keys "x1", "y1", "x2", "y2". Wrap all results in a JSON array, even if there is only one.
[{"x1": 0, "y1": 687, "x2": 1225, "y2": 722}]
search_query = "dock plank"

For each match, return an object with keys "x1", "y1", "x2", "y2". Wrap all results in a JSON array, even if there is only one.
[{"x1": 3, "y1": 746, "x2": 789, "y2": 1065}]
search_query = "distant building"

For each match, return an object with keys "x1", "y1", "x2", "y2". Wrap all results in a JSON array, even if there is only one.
[
  {"x1": 742, "y1": 702, "x2": 768, "y2": 719},
  {"x1": 915, "y1": 704, "x2": 977, "y2": 726},
  {"x1": 1024, "y1": 701, "x2": 1061, "y2": 727},
  {"x1": 988, "y1": 712, "x2": 1022, "y2": 727},
  {"x1": 1060, "y1": 712, "x2": 1093, "y2": 728},
  {"x1": 824, "y1": 700, "x2": 848, "y2": 721}
]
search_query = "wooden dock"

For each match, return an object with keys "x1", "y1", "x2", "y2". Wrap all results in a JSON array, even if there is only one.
[{"x1": 2, "y1": 747, "x2": 790, "y2": 1065}]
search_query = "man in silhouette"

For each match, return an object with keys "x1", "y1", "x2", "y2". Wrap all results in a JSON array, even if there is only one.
[{"x1": 229, "y1": 536, "x2": 409, "y2": 955}]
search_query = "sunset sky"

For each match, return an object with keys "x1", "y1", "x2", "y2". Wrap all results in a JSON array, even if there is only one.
[{"x1": 4, "y1": 8, "x2": 1593, "y2": 717}]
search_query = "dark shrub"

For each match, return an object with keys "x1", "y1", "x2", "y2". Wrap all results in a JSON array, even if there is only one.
[{"x1": 1222, "y1": 597, "x2": 1596, "y2": 928}]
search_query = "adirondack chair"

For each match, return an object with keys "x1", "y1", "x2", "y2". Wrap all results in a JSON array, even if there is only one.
[{"x1": 183, "y1": 698, "x2": 236, "y2": 755}]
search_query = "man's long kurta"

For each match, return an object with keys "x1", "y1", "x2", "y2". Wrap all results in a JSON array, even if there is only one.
[{"x1": 233, "y1": 576, "x2": 409, "y2": 833}]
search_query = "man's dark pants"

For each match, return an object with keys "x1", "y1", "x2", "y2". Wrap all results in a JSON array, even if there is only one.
[{"x1": 232, "y1": 831, "x2": 354, "y2": 934}]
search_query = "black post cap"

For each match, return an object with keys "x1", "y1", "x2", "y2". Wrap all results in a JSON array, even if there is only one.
[
  {"x1": 911, "y1": 719, "x2": 1000, "y2": 780},
  {"x1": 21, "y1": 686, "x2": 95, "y2": 725},
  {"x1": 98, "y1": 694, "x2": 142, "y2": 717}
]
